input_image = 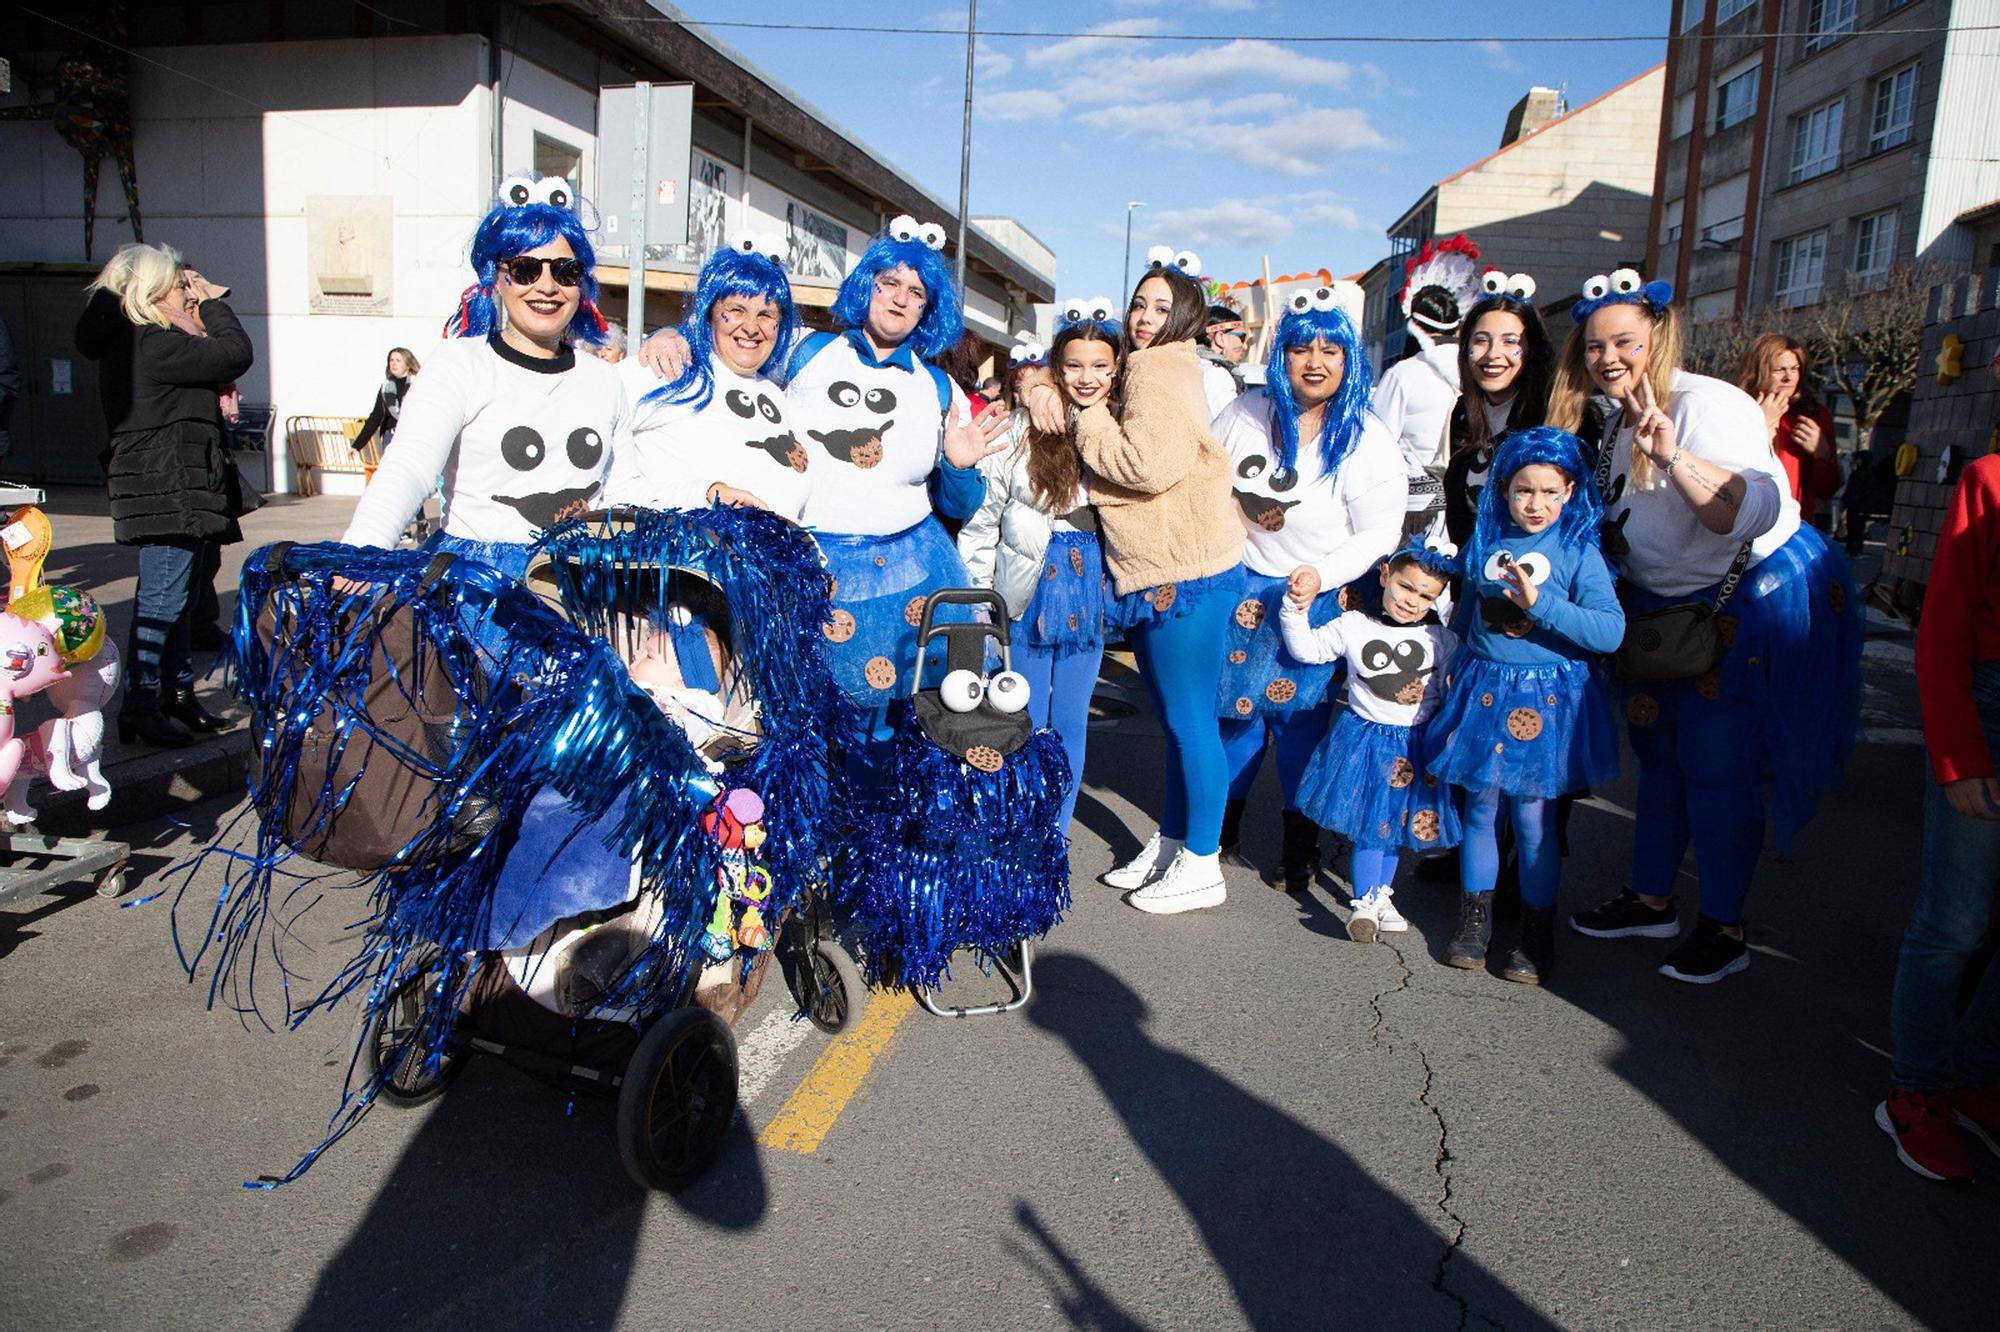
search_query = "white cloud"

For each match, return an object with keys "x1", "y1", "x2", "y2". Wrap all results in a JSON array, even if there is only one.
[
  {"x1": 975, "y1": 40, "x2": 1014, "y2": 81},
  {"x1": 1057, "y1": 39, "x2": 1355, "y2": 104},
  {"x1": 1025, "y1": 18, "x2": 1169, "y2": 67},
  {"x1": 1478, "y1": 39, "x2": 1521, "y2": 72},
  {"x1": 983, "y1": 89, "x2": 1065, "y2": 121},
  {"x1": 1147, "y1": 199, "x2": 1295, "y2": 248},
  {"x1": 1079, "y1": 96, "x2": 1392, "y2": 175}
]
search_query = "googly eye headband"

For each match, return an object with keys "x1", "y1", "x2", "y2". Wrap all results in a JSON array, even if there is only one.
[
  {"x1": 1144, "y1": 245, "x2": 1202, "y2": 278},
  {"x1": 1479, "y1": 269, "x2": 1538, "y2": 303},
  {"x1": 726, "y1": 230, "x2": 785, "y2": 266},
  {"x1": 1284, "y1": 284, "x2": 1344, "y2": 316},
  {"x1": 886, "y1": 213, "x2": 948, "y2": 251},
  {"x1": 1008, "y1": 336, "x2": 1048, "y2": 367},
  {"x1": 1570, "y1": 268, "x2": 1673, "y2": 324},
  {"x1": 1389, "y1": 535, "x2": 1461, "y2": 582},
  {"x1": 1058, "y1": 295, "x2": 1118, "y2": 331}
]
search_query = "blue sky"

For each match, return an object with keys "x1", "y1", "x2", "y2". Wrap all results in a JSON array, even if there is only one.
[{"x1": 672, "y1": 1, "x2": 1672, "y2": 298}]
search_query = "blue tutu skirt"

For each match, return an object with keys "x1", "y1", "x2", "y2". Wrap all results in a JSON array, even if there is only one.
[
  {"x1": 429, "y1": 532, "x2": 534, "y2": 581},
  {"x1": 814, "y1": 517, "x2": 969, "y2": 700},
  {"x1": 1619, "y1": 525, "x2": 1860, "y2": 849},
  {"x1": 1297, "y1": 711, "x2": 1461, "y2": 851},
  {"x1": 1022, "y1": 530, "x2": 1105, "y2": 656},
  {"x1": 1425, "y1": 653, "x2": 1620, "y2": 799},
  {"x1": 1216, "y1": 572, "x2": 1343, "y2": 719},
  {"x1": 1105, "y1": 564, "x2": 1243, "y2": 633}
]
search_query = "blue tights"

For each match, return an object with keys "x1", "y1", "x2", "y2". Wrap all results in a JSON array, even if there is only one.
[
  {"x1": 1012, "y1": 630, "x2": 1105, "y2": 833},
  {"x1": 1351, "y1": 844, "x2": 1399, "y2": 895},
  {"x1": 1628, "y1": 697, "x2": 1764, "y2": 924},
  {"x1": 1220, "y1": 704, "x2": 1334, "y2": 807},
  {"x1": 1462, "y1": 786, "x2": 1559, "y2": 909},
  {"x1": 1127, "y1": 591, "x2": 1232, "y2": 856}
]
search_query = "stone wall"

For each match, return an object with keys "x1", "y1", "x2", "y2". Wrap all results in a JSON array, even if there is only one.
[{"x1": 1881, "y1": 269, "x2": 2000, "y2": 590}]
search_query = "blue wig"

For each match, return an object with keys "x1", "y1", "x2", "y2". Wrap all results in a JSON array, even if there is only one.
[
  {"x1": 1466, "y1": 425, "x2": 1603, "y2": 576},
  {"x1": 828, "y1": 227, "x2": 962, "y2": 361},
  {"x1": 1264, "y1": 304, "x2": 1374, "y2": 478},
  {"x1": 446, "y1": 185, "x2": 609, "y2": 347},
  {"x1": 650, "y1": 246, "x2": 799, "y2": 412}
]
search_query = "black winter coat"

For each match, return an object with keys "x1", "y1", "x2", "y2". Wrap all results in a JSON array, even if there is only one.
[{"x1": 75, "y1": 289, "x2": 256, "y2": 546}]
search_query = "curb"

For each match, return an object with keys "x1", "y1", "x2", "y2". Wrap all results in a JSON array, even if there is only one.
[{"x1": 30, "y1": 728, "x2": 251, "y2": 838}]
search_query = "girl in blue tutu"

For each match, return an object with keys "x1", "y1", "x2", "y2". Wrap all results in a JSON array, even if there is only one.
[
  {"x1": 1426, "y1": 426, "x2": 1624, "y2": 983},
  {"x1": 958, "y1": 311, "x2": 1120, "y2": 835},
  {"x1": 1282, "y1": 541, "x2": 1461, "y2": 943}
]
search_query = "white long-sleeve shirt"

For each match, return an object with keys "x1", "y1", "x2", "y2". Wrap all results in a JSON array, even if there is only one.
[
  {"x1": 1603, "y1": 370, "x2": 1797, "y2": 597},
  {"x1": 1281, "y1": 606, "x2": 1458, "y2": 726},
  {"x1": 790, "y1": 332, "x2": 970, "y2": 535},
  {"x1": 603, "y1": 353, "x2": 812, "y2": 521},
  {"x1": 1373, "y1": 341, "x2": 1461, "y2": 470},
  {"x1": 341, "y1": 335, "x2": 624, "y2": 548},
  {"x1": 1213, "y1": 387, "x2": 1408, "y2": 588}
]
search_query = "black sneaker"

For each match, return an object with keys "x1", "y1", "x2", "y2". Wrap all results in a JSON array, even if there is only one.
[
  {"x1": 1658, "y1": 916, "x2": 1749, "y2": 984},
  {"x1": 1569, "y1": 888, "x2": 1680, "y2": 939}
]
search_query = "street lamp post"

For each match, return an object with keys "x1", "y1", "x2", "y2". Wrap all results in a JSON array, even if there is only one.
[{"x1": 1122, "y1": 200, "x2": 1145, "y2": 304}]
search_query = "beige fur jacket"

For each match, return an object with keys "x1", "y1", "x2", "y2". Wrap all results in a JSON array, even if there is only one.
[{"x1": 1073, "y1": 340, "x2": 1240, "y2": 597}]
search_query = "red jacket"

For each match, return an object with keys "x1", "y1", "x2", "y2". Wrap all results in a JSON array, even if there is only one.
[
  {"x1": 1773, "y1": 404, "x2": 1841, "y2": 516},
  {"x1": 1918, "y1": 455, "x2": 2000, "y2": 782}
]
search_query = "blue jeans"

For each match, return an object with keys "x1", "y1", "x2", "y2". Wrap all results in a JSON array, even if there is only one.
[
  {"x1": 1890, "y1": 663, "x2": 2000, "y2": 1090},
  {"x1": 1126, "y1": 587, "x2": 1232, "y2": 856},
  {"x1": 127, "y1": 541, "x2": 198, "y2": 697},
  {"x1": 1012, "y1": 630, "x2": 1104, "y2": 835}
]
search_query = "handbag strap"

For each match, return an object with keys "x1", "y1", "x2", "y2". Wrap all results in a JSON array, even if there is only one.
[
  {"x1": 1593, "y1": 414, "x2": 1752, "y2": 613},
  {"x1": 1711, "y1": 541, "x2": 1753, "y2": 613}
]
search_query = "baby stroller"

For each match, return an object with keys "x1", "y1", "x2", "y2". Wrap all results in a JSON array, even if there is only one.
[{"x1": 188, "y1": 507, "x2": 860, "y2": 1191}]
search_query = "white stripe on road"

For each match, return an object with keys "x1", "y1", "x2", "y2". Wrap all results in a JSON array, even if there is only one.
[{"x1": 735, "y1": 1007, "x2": 818, "y2": 1103}]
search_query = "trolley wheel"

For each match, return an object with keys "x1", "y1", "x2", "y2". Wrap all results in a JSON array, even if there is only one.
[
  {"x1": 616, "y1": 1007, "x2": 737, "y2": 1192},
  {"x1": 94, "y1": 866, "x2": 128, "y2": 899},
  {"x1": 365, "y1": 962, "x2": 465, "y2": 1107},
  {"x1": 803, "y1": 938, "x2": 867, "y2": 1036}
]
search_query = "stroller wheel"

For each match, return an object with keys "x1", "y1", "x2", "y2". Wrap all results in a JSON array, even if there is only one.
[
  {"x1": 366, "y1": 960, "x2": 465, "y2": 1107},
  {"x1": 804, "y1": 938, "x2": 867, "y2": 1036},
  {"x1": 617, "y1": 1007, "x2": 738, "y2": 1192}
]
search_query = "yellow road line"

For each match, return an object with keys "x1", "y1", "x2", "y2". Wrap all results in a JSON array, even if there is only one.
[{"x1": 756, "y1": 989, "x2": 915, "y2": 1154}]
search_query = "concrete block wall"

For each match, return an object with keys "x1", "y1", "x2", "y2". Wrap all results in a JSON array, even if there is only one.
[{"x1": 1882, "y1": 269, "x2": 2000, "y2": 588}]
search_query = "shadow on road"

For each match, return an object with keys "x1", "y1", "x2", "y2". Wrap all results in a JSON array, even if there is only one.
[{"x1": 1027, "y1": 951, "x2": 1538, "y2": 1329}]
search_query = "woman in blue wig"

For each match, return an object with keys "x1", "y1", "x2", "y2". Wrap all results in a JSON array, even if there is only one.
[
  {"x1": 603, "y1": 235, "x2": 810, "y2": 520},
  {"x1": 958, "y1": 303, "x2": 1119, "y2": 836},
  {"x1": 341, "y1": 174, "x2": 621, "y2": 581},
  {"x1": 1426, "y1": 426, "x2": 1624, "y2": 983},
  {"x1": 1552, "y1": 271, "x2": 1860, "y2": 986},
  {"x1": 1210, "y1": 289, "x2": 1407, "y2": 891},
  {"x1": 1017, "y1": 246, "x2": 1244, "y2": 915}
]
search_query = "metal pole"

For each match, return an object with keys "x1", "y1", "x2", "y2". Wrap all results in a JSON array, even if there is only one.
[
  {"x1": 1122, "y1": 201, "x2": 1144, "y2": 300},
  {"x1": 954, "y1": 0, "x2": 976, "y2": 290},
  {"x1": 627, "y1": 82, "x2": 651, "y2": 349}
]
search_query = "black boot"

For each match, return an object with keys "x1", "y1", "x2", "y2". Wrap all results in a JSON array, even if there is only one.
[
  {"x1": 1445, "y1": 892, "x2": 1493, "y2": 969},
  {"x1": 117, "y1": 691, "x2": 194, "y2": 748},
  {"x1": 1279, "y1": 808, "x2": 1321, "y2": 892},
  {"x1": 1218, "y1": 798, "x2": 1251, "y2": 867},
  {"x1": 1500, "y1": 906, "x2": 1556, "y2": 985},
  {"x1": 163, "y1": 685, "x2": 232, "y2": 734}
]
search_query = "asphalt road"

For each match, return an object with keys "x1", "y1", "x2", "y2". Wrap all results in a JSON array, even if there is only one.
[{"x1": 0, "y1": 611, "x2": 1991, "y2": 1330}]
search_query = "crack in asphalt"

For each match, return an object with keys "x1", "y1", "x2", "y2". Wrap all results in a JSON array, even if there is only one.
[{"x1": 1363, "y1": 933, "x2": 1499, "y2": 1332}]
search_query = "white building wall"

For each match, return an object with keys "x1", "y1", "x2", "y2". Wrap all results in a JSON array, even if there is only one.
[{"x1": 1917, "y1": 1, "x2": 2000, "y2": 265}]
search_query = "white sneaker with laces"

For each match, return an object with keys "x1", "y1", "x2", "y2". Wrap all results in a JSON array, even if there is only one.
[
  {"x1": 1374, "y1": 887, "x2": 1409, "y2": 933},
  {"x1": 1102, "y1": 833, "x2": 1179, "y2": 890},
  {"x1": 1128, "y1": 849, "x2": 1226, "y2": 914},
  {"x1": 1348, "y1": 889, "x2": 1383, "y2": 944}
]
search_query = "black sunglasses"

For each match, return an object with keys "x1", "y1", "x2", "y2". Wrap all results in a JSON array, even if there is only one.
[{"x1": 500, "y1": 255, "x2": 585, "y2": 287}]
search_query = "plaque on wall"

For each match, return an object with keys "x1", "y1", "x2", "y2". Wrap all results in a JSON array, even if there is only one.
[{"x1": 307, "y1": 195, "x2": 394, "y2": 316}]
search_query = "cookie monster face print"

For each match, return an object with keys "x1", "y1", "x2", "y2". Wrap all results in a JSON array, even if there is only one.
[
  {"x1": 1477, "y1": 546, "x2": 1553, "y2": 637},
  {"x1": 1356, "y1": 634, "x2": 1438, "y2": 707},
  {"x1": 809, "y1": 380, "x2": 896, "y2": 469},
  {"x1": 1232, "y1": 450, "x2": 1301, "y2": 532},
  {"x1": 492, "y1": 421, "x2": 606, "y2": 528},
  {"x1": 724, "y1": 386, "x2": 808, "y2": 473}
]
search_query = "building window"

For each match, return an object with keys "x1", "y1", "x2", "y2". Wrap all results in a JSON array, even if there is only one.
[
  {"x1": 1804, "y1": 0, "x2": 1857, "y2": 54},
  {"x1": 1774, "y1": 230, "x2": 1829, "y2": 307},
  {"x1": 1854, "y1": 209, "x2": 1900, "y2": 280},
  {"x1": 1714, "y1": 63, "x2": 1761, "y2": 131},
  {"x1": 1788, "y1": 99, "x2": 1844, "y2": 183},
  {"x1": 1672, "y1": 90, "x2": 1696, "y2": 138},
  {"x1": 533, "y1": 133, "x2": 583, "y2": 194},
  {"x1": 1869, "y1": 64, "x2": 1919, "y2": 153},
  {"x1": 1717, "y1": 0, "x2": 1754, "y2": 20},
  {"x1": 1681, "y1": 0, "x2": 1707, "y2": 30}
]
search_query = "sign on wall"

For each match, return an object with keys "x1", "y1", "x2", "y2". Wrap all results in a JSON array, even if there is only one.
[
  {"x1": 306, "y1": 195, "x2": 393, "y2": 316},
  {"x1": 785, "y1": 201, "x2": 847, "y2": 281},
  {"x1": 596, "y1": 82, "x2": 695, "y2": 260}
]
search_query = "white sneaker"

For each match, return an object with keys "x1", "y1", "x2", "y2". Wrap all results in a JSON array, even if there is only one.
[
  {"x1": 1348, "y1": 887, "x2": 1409, "y2": 944},
  {"x1": 1374, "y1": 888, "x2": 1409, "y2": 933},
  {"x1": 1102, "y1": 833, "x2": 1179, "y2": 890},
  {"x1": 1128, "y1": 849, "x2": 1226, "y2": 915}
]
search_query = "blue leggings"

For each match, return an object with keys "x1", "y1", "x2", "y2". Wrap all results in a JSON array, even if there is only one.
[
  {"x1": 1220, "y1": 704, "x2": 1334, "y2": 807},
  {"x1": 1462, "y1": 787, "x2": 1559, "y2": 909},
  {"x1": 1351, "y1": 844, "x2": 1399, "y2": 895},
  {"x1": 1012, "y1": 630, "x2": 1104, "y2": 833},
  {"x1": 1127, "y1": 591, "x2": 1232, "y2": 856},
  {"x1": 1629, "y1": 697, "x2": 1764, "y2": 924}
]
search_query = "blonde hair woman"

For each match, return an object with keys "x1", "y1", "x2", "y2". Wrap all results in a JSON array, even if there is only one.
[{"x1": 75, "y1": 242, "x2": 253, "y2": 747}]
